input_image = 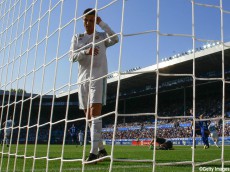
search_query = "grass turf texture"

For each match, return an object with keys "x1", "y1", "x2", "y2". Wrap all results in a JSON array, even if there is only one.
[{"x1": 0, "y1": 145, "x2": 229, "y2": 172}]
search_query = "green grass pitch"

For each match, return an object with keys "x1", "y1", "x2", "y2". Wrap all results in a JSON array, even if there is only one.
[{"x1": 0, "y1": 144, "x2": 230, "y2": 172}]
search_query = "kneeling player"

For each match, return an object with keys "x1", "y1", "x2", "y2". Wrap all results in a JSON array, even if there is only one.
[
  {"x1": 208, "y1": 121, "x2": 220, "y2": 148},
  {"x1": 149, "y1": 137, "x2": 173, "y2": 150}
]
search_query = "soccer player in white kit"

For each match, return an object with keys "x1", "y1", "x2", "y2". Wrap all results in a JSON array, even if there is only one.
[
  {"x1": 69, "y1": 8, "x2": 119, "y2": 162},
  {"x1": 208, "y1": 121, "x2": 220, "y2": 148},
  {"x1": 78, "y1": 130, "x2": 84, "y2": 146},
  {"x1": 2, "y1": 115, "x2": 13, "y2": 147}
]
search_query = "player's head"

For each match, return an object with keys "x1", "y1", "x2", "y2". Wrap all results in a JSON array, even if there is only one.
[
  {"x1": 83, "y1": 8, "x2": 96, "y2": 34},
  {"x1": 83, "y1": 8, "x2": 96, "y2": 16}
]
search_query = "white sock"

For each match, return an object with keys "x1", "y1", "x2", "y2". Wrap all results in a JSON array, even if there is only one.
[
  {"x1": 98, "y1": 140, "x2": 104, "y2": 151},
  {"x1": 97, "y1": 120, "x2": 104, "y2": 151},
  {"x1": 89, "y1": 120, "x2": 104, "y2": 151},
  {"x1": 90, "y1": 118, "x2": 102, "y2": 155}
]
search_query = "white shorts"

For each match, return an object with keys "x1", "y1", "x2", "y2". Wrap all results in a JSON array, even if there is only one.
[
  {"x1": 78, "y1": 78, "x2": 107, "y2": 109},
  {"x1": 211, "y1": 132, "x2": 218, "y2": 141}
]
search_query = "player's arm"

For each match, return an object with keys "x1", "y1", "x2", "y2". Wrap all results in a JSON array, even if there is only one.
[
  {"x1": 190, "y1": 121, "x2": 193, "y2": 130},
  {"x1": 69, "y1": 35, "x2": 86, "y2": 62},
  {"x1": 69, "y1": 34, "x2": 99, "y2": 61},
  {"x1": 149, "y1": 139, "x2": 154, "y2": 145},
  {"x1": 97, "y1": 17, "x2": 119, "y2": 47}
]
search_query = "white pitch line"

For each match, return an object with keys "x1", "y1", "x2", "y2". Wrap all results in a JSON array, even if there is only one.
[{"x1": 22, "y1": 164, "x2": 152, "y2": 172}]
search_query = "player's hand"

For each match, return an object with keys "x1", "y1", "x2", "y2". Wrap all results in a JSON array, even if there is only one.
[
  {"x1": 85, "y1": 47, "x2": 99, "y2": 56},
  {"x1": 96, "y1": 16, "x2": 102, "y2": 25}
]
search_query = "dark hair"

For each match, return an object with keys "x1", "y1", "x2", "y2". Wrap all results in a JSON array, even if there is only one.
[{"x1": 83, "y1": 8, "x2": 95, "y2": 15}]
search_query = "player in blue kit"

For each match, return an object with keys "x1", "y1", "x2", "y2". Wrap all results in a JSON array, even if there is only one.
[
  {"x1": 68, "y1": 124, "x2": 77, "y2": 144},
  {"x1": 199, "y1": 114, "x2": 210, "y2": 149}
]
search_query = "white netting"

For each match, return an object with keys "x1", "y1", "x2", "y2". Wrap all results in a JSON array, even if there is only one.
[{"x1": 0, "y1": 0, "x2": 230, "y2": 172}]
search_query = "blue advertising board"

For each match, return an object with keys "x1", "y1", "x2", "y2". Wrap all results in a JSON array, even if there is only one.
[{"x1": 104, "y1": 137, "x2": 230, "y2": 146}]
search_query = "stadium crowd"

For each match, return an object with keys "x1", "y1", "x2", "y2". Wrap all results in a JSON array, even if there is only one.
[
  {"x1": 102, "y1": 97, "x2": 230, "y2": 140},
  {"x1": 1, "y1": 97, "x2": 230, "y2": 144},
  {"x1": 101, "y1": 119, "x2": 230, "y2": 140}
]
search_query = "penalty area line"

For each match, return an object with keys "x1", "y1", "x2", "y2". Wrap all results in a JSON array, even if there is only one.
[{"x1": 26, "y1": 164, "x2": 152, "y2": 171}]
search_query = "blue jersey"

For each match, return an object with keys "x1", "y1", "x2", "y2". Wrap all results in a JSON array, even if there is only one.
[
  {"x1": 194, "y1": 121, "x2": 200, "y2": 129},
  {"x1": 69, "y1": 126, "x2": 77, "y2": 136},
  {"x1": 199, "y1": 121, "x2": 208, "y2": 130}
]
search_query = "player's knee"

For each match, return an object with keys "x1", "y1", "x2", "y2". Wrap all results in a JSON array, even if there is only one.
[{"x1": 90, "y1": 103, "x2": 102, "y2": 117}]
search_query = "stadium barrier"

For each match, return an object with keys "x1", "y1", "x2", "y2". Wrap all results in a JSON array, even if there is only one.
[
  {"x1": 132, "y1": 140, "x2": 157, "y2": 146},
  {"x1": 104, "y1": 137, "x2": 230, "y2": 146},
  {"x1": 102, "y1": 121, "x2": 230, "y2": 132}
]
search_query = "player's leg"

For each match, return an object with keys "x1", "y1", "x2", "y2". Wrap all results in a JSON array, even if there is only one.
[
  {"x1": 194, "y1": 130, "x2": 201, "y2": 148},
  {"x1": 202, "y1": 129, "x2": 209, "y2": 149},
  {"x1": 2, "y1": 133, "x2": 6, "y2": 146},
  {"x1": 5, "y1": 132, "x2": 10, "y2": 147},
  {"x1": 200, "y1": 130, "x2": 205, "y2": 148},
  {"x1": 214, "y1": 139, "x2": 220, "y2": 148},
  {"x1": 91, "y1": 79, "x2": 108, "y2": 159},
  {"x1": 89, "y1": 104, "x2": 102, "y2": 154},
  {"x1": 191, "y1": 130, "x2": 199, "y2": 149},
  {"x1": 79, "y1": 83, "x2": 98, "y2": 163},
  {"x1": 75, "y1": 135, "x2": 77, "y2": 145},
  {"x1": 84, "y1": 103, "x2": 102, "y2": 163},
  {"x1": 71, "y1": 135, "x2": 73, "y2": 144},
  {"x1": 212, "y1": 133, "x2": 220, "y2": 148},
  {"x1": 205, "y1": 130, "x2": 210, "y2": 147},
  {"x1": 83, "y1": 110, "x2": 95, "y2": 161},
  {"x1": 85, "y1": 78, "x2": 108, "y2": 162},
  {"x1": 84, "y1": 109, "x2": 97, "y2": 162},
  {"x1": 86, "y1": 104, "x2": 108, "y2": 162},
  {"x1": 79, "y1": 138, "x2": 83, "y2": 146},
  {"x1": 97, "y1": 118, "x2": 107, "y2": 159}
]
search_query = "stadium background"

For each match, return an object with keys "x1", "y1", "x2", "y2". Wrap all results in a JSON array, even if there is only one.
[{"x1": 1, "y1": 42, "x2": 230, "y2": 146}]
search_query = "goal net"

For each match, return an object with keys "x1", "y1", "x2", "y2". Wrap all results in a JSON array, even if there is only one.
[{"x1": 0, "y1": 0, "x2": 230, "y2": 172}]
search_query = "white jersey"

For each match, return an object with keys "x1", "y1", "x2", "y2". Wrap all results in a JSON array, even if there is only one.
[
  {"x1": 78, "y1": 132, "x2": 84, "y2": 142},
  {"x1": 69, "y1": 21, "x2": 119, "y2": 83},
  {"x1": 208, "y1": 123, "x2": 217, "y2": 133},
  {"x1": 208, "y1": 123, "x2": 218, "y2": 140},
  {"x1": 5, "y1": 119, "x2": 13, "y2": 128},
  {"x1": 4, "y1": 119, "x2": 13, "y2": 136},
  {"x1": 69, "y1": 21, "x2": 118, "y2": 109}
]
